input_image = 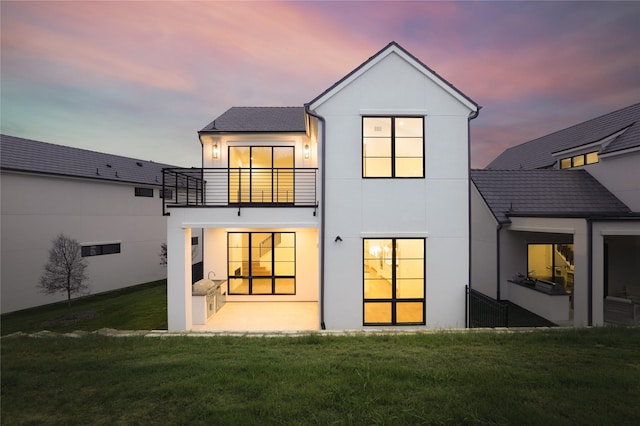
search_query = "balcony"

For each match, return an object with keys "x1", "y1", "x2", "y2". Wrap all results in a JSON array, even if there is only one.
[{"x1": 162, "y1": 168, "x2": 318, "y2": 215}]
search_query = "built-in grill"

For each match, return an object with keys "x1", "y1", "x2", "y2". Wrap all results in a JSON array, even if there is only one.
[{"x1": 192, "y1": 279, "x2": 227, "y2": 325}]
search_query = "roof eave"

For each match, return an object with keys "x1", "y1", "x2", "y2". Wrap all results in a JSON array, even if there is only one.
[
  {"x1": 1, "y1": 167, "x2": 164, "y2": 187},
  {"x1": 307, "y1": 41, "x2": 478, "y2": 112},
  {"x1": 506, "y1": 211, "x2": 635, "y2": 220}
]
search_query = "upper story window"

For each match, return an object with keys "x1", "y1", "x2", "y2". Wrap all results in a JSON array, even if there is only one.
[
  {"x1": 559, "y1": 151, "x2": 599, "y2": 169},
  {"x1": 363, "y1": 116, "x2": 424, "y2": 178}
]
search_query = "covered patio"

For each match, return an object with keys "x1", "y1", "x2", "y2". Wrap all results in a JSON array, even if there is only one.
[{"x1": 191, "y1": 302, "x2": 319, "y2": 332}]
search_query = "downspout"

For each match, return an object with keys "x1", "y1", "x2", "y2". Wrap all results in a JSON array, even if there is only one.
[
  {"x1": 304, "y1": 104, "x2": 327, "y2": 330},
  {"x1": 467, "y1": 107, "x2": 480, "y2": 327}
]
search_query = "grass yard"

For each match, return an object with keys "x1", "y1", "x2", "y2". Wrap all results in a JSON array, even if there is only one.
[
  {"x1": 2, "y1": 328, "x2": 640, "y2": 425},
  {"x1": 0, "y1": 280, "x2": 167, "y2": 336}
]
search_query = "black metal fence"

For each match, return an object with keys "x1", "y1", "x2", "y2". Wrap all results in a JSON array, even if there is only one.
[{"x1": 467, "y1": 286, "x2": 509, "y2": 328}]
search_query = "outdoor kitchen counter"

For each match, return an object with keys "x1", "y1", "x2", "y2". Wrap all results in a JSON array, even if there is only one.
[
  {"x1": 192, "y1": 279, "x2": 227, "y2": 325},
  {"x1": 507, "y1": 280, "x2": 570, "y2": 323}
]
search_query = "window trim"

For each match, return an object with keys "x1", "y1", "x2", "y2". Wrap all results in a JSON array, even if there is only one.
[
  {"x1": 362, "y1": 116, "x2": 425, "y2": 179},
  {"x1": 363, "y1": 237, "x2": 426, "y2": 326},
  {"x1": 227, "y1": 232, "x2": 296, "y2": 295}
]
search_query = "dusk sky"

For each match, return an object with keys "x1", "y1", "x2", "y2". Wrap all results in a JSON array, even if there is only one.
[{"x1": 2, "y1": 1, "x2": 639, "y2": 168}]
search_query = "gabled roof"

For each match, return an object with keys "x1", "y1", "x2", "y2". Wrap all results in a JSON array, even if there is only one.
[
  {"x1": 471, "y1": 169, "x2": 631, "y2": 224},
  {"x1": 198, "y1": 43, "x2": 478, "y2": 134},
  {"x1": 306, "y1": 41, "x2": 478, "y2": 112},
  {"x1": 0, "y1": 134, "x2": 175, "y2": 186},
  {"x1": 487, "y1": 102, "x2": 640, "y2": 170},
  {"x1": 200, "y1": 107, "x2": 306, "y2": 133}
]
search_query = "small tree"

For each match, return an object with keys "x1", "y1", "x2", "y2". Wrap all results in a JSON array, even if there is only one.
[
  {"x1": 39, "y1": 234, "x2": 89, "y2": 307},
  {"x1": 159, "y1": 243, "x2": 167, "y2": 265},
  {"x1": 159, "y1": 242, "x2": 195, "y2": 265}
]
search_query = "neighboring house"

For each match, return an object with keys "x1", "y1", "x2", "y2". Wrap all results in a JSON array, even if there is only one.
[
  {"x1": 0, "y1": 135, "x2": 200, "y2": 313},
  {"x1": 471, "y1": 103, "x2": 640, "y2": 326},
  {"x1": 164, "y1": 42, "x2": 479, "y2": 331}
]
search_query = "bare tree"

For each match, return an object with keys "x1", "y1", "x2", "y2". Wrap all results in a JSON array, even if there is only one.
[{"x1": 39, "y1": 234, "x2": 89, "y2": 307}]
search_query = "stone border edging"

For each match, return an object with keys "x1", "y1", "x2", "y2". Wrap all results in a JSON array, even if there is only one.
[{"x1": 2, "y1": 326, "x2": 567, "y2": 339}]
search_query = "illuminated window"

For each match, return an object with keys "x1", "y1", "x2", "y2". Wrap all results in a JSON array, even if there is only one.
[
  {"x1": 227, "y1": 232, "x2": 295, "y2": 295},
  {"x1": 572, "y1": 155, "x2": 585, "y2": 167},
  {"x1": 363, "y1": 238, "x2": 425, "y2": 325},
  {"x1": 559, "y1": 151, "x2": 599, "y2": 169},
  {"x1": 228, "y1": 146, "x2": 294, "y2": 204},
  {"x1": 363, "y1": 117, "x2": 424, "y2": 178},
  {"x1": 527, "y1": 243, "x2": 574, "y2": 292},
  {"x1": 586, "y1": 152, "x2": 598, "y2": 164}
]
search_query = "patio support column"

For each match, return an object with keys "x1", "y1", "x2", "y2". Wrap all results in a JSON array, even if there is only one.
[
  {"x1": 167, "y1": 224, "x2": 193, "y2": 331},
  {"x1": 591, "y1": 226, "x2": 605, "y2": 326},
  {"x1": 572, "y1": 220, "x2": 589, "y2": 327}
]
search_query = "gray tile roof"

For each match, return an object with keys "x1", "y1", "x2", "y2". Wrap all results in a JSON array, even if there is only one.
[
  {"x1": 487, "y1": 102, "x2": 640, "y2": 170},
  {"x1": 1, "y1": 134, "x2": 176, "y2": 186},
  {"x1": 471, "y1": 169, "x2": 631, "y2": 224},
  {"x1": 200, "y1": 107, "x2": 306, "y2": 133}
]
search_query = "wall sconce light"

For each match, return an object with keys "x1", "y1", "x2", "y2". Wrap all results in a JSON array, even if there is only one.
[
  {"x1": 304, "y1": 144, "x2": 310, "y2": 159},
  {"x1": 212, "y1": 143, "x2": 220, "y2": 159}
]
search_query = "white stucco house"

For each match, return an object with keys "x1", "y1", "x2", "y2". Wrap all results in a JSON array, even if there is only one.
[
  {"x1": 471, "y1": 102, "x2": 640, "y2": 327},
  {"x1": 0, "y1": 135, "x2": 201, "y2": 313},
  {"x1": 164, "y1": 42, "x2": 480, "y2": 331}
]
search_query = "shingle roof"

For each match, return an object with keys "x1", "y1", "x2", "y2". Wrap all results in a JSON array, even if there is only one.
[
  {"x1": 487, "y1": 102, "x2": 640, "y2": 170},
  {"x1": 200, "y1": 107, "x2": 306, "y2": 133},
  {"x1": 0, "y1": 134, "x2": 175, "y2": 186},
  {"x1": 471, "y1": 169, "x2": 631, "y2": 224}
]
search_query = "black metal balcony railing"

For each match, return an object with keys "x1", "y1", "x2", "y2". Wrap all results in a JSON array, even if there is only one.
[{"x1": 162, "y1": 168, "x2": 318, "y2": 215}]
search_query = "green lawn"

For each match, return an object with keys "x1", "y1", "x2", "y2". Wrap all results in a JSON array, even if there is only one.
[
  {"x1": 0, "y1": 280, "x2": 167, "y2": 336},
  {"x1": 2, "y1": 328, "x2": 639, "y2": 425}
]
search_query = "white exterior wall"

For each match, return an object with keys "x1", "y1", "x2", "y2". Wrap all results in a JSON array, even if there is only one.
[
  {"x1": 470, "y1": 183, "x2": 499, "y2": 298},
  {"x1": 314, "y1": 50, "x2": 475, "y2": 329},
  {"x1": 1, "y1": 171, "x2": 169, "y2": 313},
  {"x1": 585, "y1": 150, "x2": 640, "y2": 211}
]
